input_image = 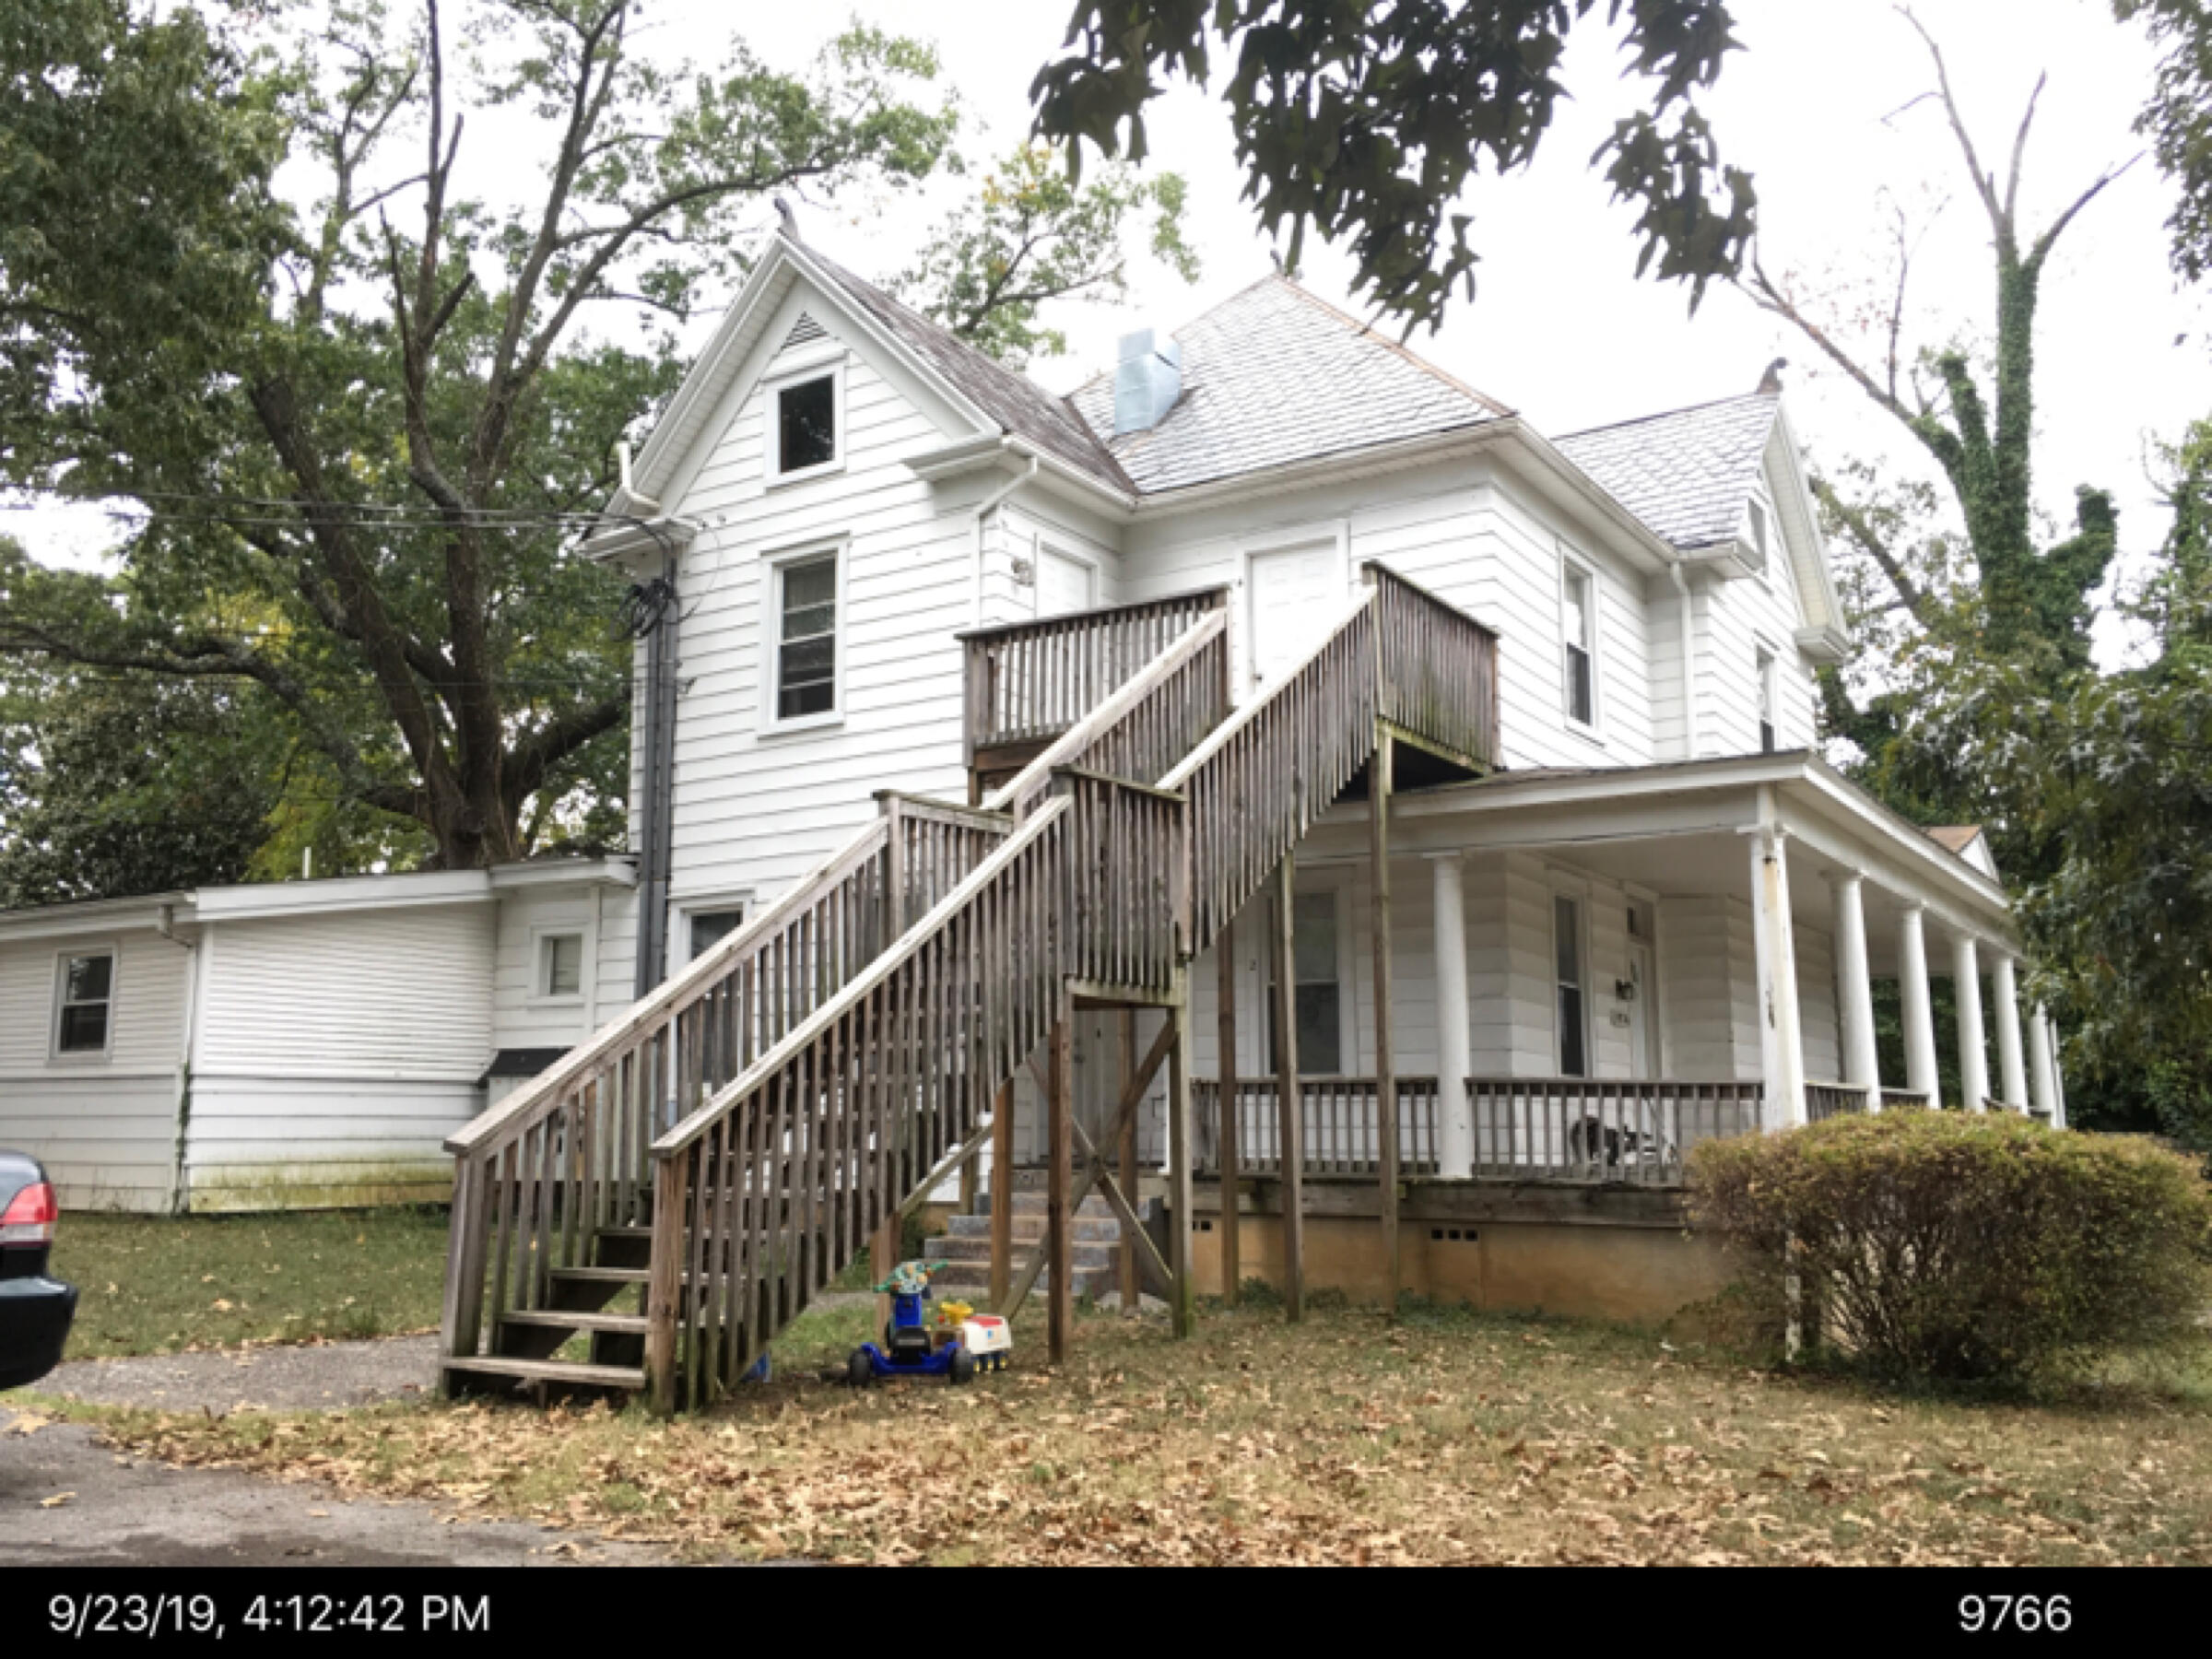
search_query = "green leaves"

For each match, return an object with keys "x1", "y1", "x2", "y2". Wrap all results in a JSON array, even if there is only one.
[
  {"x1": 894, "y1": 142, "x2": 1199, "y2": 367},
  {"x1": 1030, "y1": 0, "x2": 1754, "y2": 334}
]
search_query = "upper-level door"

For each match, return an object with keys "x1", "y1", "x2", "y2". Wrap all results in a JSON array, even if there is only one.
[
  {"x1": 1246, "y1": 540, "x2": 1343, "y2": 690},
  {"x1": 1035, "y1": 545, "x2": 1097, "y2": 619}
]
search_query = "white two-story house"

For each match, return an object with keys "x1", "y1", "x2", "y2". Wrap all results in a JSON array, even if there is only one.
[{"x1": 2, "y1": 223, "x2": 2069, "y2": 1394}]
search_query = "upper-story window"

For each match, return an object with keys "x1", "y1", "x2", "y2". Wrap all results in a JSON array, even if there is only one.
[
  {"x1": 765, "y1": 365, "x2": 842, "y2": 485},
  {"x1": 1747, "y1": 498, "x2": 1771, "y2": 574},
  {"x1": 1756, "y1": 647, "x2": 1780, "y2": 753},
  {"x1": 1561, "y1": 558, "x2": 1597, "y2": 729},
  {"x1": 764, "y1": 544, "x2": 842, "y2": 730},
  {"x1": 53, "y1": 949, "x2": 115, "y2": 1058}
]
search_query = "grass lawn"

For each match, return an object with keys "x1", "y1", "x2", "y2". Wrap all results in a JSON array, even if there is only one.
[
  {"x1": 51, "y1": 1209, "x2": 450, "y2": 1359},
  {"x1": 44, "y1": 1296, "x2": 2212, "y2": 1565}
]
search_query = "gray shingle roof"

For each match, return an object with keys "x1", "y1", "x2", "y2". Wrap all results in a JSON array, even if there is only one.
[
  {"x1": 797, "y1": 241, "x2": 1135, "y2": 494},
  {"x1": 1066, "y1": 276, "x2": 1511, "y2": 495},
  {"x1": 1554, "y1": 394, "x2": 1780, "y2": 551}
]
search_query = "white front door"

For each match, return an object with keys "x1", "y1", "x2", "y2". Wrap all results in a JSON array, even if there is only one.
[
  {"x1": 1036, "y1": 547, "x2": 1096, "y2": 618},
  {"x1": 1246, "y1": 542, "x2": 1342, "y2": 688}
]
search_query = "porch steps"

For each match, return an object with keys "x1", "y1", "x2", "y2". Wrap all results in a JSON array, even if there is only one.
[
  {"x1": 924, "y1": 1193, "x2": 1125, "y2": 1301},
  {"x1": 442, "y1": 1355, "x2": 646, "y2": 1393}
]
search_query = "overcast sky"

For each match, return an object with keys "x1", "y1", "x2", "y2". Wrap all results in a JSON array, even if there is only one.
[{"x1": 23, "y1": 0, "x2": 2206, "y2": 657}]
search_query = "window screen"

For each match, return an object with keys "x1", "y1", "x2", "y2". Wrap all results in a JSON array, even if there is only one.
[
  {"x1": 542, "y1": 935, "x2": 583, "y2": 997},
  {"x1": 776, "y1": 556, "x2": 838, "y2": 721},
  {"x1": 777, "y1": 376, "x2": 837, "y2": 475},
  {"x1": 689, "y1": 908, "x2": 746, "y2": 959},
  {"x1": 1555, "y1": 896, "x2": 1587, "y2": 1078},
  {"x1": 56, "y1": 951, "x2": 113, "y2": 1054}
]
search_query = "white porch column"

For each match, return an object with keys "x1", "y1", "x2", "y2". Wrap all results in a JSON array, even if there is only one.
[
  {"x1": 1952, "y1": 934, "x2": 1990, "y2": 1112},
  {"x1": 1830, "y1": 870, "x2": 1882, "y2": 1112},
  {"x1": 2050, "y1": 1021, "x2": 2069, "y2": 1129},
  {"x1": 1747, "y1": 801, "x2": 1807, "y2": 1131},
  {"x1": 1898, "y1": 904, "x2": 1942, "y2": 1110},
  {"x1": 2028, "y1": 1002, "x2": 2057, "y2": 1121},
  {"x1": 1430, "y1": 853, "x2": 1475, "y2": 1179},
  {"x1": 1991, "y1": 954, "x2": 2029, "y2": 1112}
]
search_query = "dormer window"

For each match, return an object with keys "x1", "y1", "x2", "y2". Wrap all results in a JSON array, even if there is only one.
[{"x1": 765, "y1": 364, "x2": 842, "y2": 484}]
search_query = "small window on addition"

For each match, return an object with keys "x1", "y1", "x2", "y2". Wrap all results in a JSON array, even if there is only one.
[
  {"x1": 689, "y1": 909, "x2": 746, "y2": 959},
  {"x1": 777, "y1": 375, "x2": 837, "y2": 477},
  {"x1": 541, "y1": 934, "x2": 583, "y2": 998},
  {"x1": 55, "y1": 951, "x2": 114, "y2": 1055}
]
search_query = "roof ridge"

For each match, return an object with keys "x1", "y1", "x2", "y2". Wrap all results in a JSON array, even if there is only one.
[
  {"x1": 1264, "y1": 277, "x2": 1516, "y2": 418},
  {"x1": 1558, "y1": 389, "x2": 1780, "y2": 445}
]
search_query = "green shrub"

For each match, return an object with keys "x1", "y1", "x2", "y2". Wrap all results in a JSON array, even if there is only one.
[{"x1": 1689, "y1": 1111, "x2": 2212, "y2": 1384}]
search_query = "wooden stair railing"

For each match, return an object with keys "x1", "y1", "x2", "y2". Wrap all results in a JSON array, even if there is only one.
[{"x1": 438, "y1": 794, "x2": 1010, "y2": 1388}]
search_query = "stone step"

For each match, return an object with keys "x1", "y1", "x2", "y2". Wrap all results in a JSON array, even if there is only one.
[
  {"x1": 933, "y1": 1233, "x2": 1119, "y2": 1270},
  {"x1": 1005, "y1": 1190, "x2": 1118, "y2": 1219},
  {"x1": 944, "y1": 1212, "x2": 1122, "y2": 1243},
  {"x1": 930, "y1": 1261, "x2": 1117, "y2": 1299}
]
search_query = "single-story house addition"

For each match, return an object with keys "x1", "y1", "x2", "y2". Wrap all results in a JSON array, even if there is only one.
[{"x1": 0, "y1": 861, "x2": 635, "y2": 1213}]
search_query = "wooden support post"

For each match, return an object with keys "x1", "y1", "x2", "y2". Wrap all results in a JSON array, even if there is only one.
[
  {"x1": 1167, "y1": 997, "x2": 1195, "y2": 1338},
  {"x1": 643, "y1": 1156, "x2": 684, "y2": 1414},
  {"x1": 1216, "y1": 916, "x2": 1241, "y2": 1306},
  {"x1": 1117, "y1": 1010, "x2": 1140, "y2": 1312},
  {"x1": 871, "y1": 1213, "x2": 898, "y2": 1342},
  {"x1": 1368, "y1": 731, "x2": 1401, "y2": 1314},
  {"x1": 1271, "y1": 855, "x2": 1305, "y2": 1323},
  {"x1": 1047, "y1": 1002, "x2": 1074, "y2": 1366},
  {"x1": 989, "y1": 1077, "x2": 1014, "y2": 1310}
]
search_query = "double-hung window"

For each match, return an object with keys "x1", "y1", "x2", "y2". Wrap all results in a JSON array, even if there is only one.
[
  {"x1": 1267, "y1": 889, "x2": 1344, "y2": 1077},
  {"x1": 1554, "y1": 896, "x2": 1588, "y2": 1078},
  {"x1": 766, "y1": 547, "x2": 841, "y2": 728},
  {"x1": 1561, "y1": 559, "x2": 1597, "y2": 729},
  {"x1": 53, "y1": 950, "x2": 115, "y2": 1058},
  {"x1": 539, "y1": 934, "x2": 584, "y2": 1000}
]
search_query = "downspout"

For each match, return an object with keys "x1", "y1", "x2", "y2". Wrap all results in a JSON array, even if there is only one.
[
  {"x1": 618, "y1": 441, "x2": 682, "y2": 1001},
  {"x1": 157, "y1": 903, "x2": 199, "y2": 1217},
  {"x1": 1668, "y1": 561, "x2": 1700, "y2": 759},
  {"x1": 971, "y1": 451, "x2": 1041, "y2": 628}
]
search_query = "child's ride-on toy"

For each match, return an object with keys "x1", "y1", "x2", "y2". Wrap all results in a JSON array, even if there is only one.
[{"x1": 847, "y1": 1260, "x2": 1008, "y2": 1386}]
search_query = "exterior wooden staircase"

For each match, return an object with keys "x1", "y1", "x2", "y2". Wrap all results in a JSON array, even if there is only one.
[{"x1": 438, "y1": 567, "x2": 1497, "y2": 1407}]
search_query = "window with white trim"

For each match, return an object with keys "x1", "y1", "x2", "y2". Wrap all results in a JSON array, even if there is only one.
[
  {"x1": 768, "y1": 370, "x2": 840, "y2": 482},
  {"x1": 1561, "y1": 559, "x2": 1597, "y2": 728},
  {"x1": 1756, "y1": 647, "x2": 1779, "y2": 753},
  {"x1": 1266, "y1": 888, "x2": 1345, "y2": 1077},
  {"x1": 54, "y1": 950, "x2": 114, "y2": 1057},
  {"x1": 1553, "y1": 895, "x2": 1589, "y2": 1078},
  {"x1": 1747, "y1": 498, "x2": 1771, "y2": 573},
  {"x1": 538, "y1": 933, "x2": 584, "y2": 999},
  {"x1": 767, "y1": 548, "x2": 841, "y2": 726}
]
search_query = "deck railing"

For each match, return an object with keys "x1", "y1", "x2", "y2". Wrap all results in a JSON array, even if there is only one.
[
  {"x1": 438, "y1": 794, "x2": 1009, "y2": 1373},
  {"x1": 1881, "y1": 1088, "x2": 1931, "y2": 1111},
  {"x1": 1805, "y1": 1081, "x2": 1871, "y2": 1123},
  {"x1": 1467, "y1": 1078, "x2": 1764, "y2": 1186},
  {"x1": 1193, "y1": 1077, "x2": 1442, "y2": 1178},
  {"x1": 960, "y1": 586, "x2": 1231, "y2": 759},
  {"x1": 1368, "y1": 564, "x2": 1501, "y2": 771}
]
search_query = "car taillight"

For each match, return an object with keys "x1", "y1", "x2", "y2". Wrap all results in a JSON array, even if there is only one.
[{"x1": 0, "y1": 1182, "x2": 57, "y2": 1246}]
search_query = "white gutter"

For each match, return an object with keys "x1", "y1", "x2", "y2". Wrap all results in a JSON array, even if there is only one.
[
  {"x1": 969, "y1": 450, "x2": 1041, "y2": 628},
  {"x1": 1668, "y1": 562, "x2": 1700, "y2": 759}
]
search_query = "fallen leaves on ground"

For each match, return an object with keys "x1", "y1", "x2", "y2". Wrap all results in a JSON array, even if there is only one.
[{"x1": 56, "y1": 1303, "x2": 2212, "y2": 1567}]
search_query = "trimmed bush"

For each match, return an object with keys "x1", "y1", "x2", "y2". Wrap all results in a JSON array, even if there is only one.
[{"x1": 1689, "y1": 1111, "x2": 2212, "y2": 1383}]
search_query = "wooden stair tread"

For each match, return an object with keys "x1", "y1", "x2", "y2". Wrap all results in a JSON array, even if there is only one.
[
  {"x1": 500, "y1": 1309, "x2": 649, "y2": 1335},
  {"x1": 443, "y1": 1356, "x2": 646, "y2": 1389},
  {"x1": 551, "y1": 1265, "x2": 649, "y2": 1284}
]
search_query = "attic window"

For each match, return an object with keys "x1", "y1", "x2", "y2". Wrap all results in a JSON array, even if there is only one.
[
  {"x1": 1747, "y1": 500, "x2": 1771, "y2": 572},
  {"x1": 768, "y1": 368, "x2": 841, "y2": 482},
  {"x1": 1757, "y1": 647, "x2": 1780, "y2": 753}
]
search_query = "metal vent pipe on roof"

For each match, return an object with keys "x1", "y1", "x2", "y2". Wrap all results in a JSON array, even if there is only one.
[{"x1": 1113, "y1": 329, "x2": 1182, "y2": 436}]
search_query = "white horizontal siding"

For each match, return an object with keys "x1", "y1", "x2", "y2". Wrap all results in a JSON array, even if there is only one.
[
  {"x1": 196, "y1": 904, "x2": 494, "y2": 1078},
  {"x1": 186, "y1": 1076, "x2": 471, "y2": 1212}
]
